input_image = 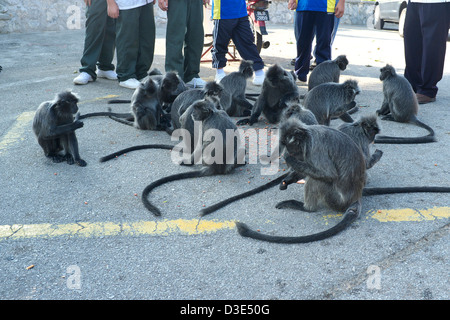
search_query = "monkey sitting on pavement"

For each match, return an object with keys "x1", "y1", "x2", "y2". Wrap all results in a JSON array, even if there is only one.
[
  {"x1": 33, "y1": 91, "x2": 87, "y2": 167},
  {"x1": 237, "y1": 64, "x2": 300, "y2": 126},
  {"x1": 374, "y1": 64, "x2": 436, "y2": 144},
  {"x1": 142, "y1": 97, "x2": 245, "y2": 216},
  {"x1": 308, "y1": 55, "x2": 348, "y2": 91},
  {"x1": 203, "y1": 118, "x2": 450, "y2": 243},
  {"x1": 108, "y1": 77, "x2": 170, "y2": 131},
  {"x1": 219, "y1": 60, "x2": 254, "y2": 117},
  {"x1": 303, "y1": 79, "x2": 360, "y2": 125}
]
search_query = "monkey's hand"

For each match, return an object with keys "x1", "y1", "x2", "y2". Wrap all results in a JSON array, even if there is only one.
[{"x1": 73, "y1": 120, "x2": 84, "y2": 130}]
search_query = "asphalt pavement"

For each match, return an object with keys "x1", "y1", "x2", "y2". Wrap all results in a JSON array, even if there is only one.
[{"x1": 0, "y1": 22, "x2": 449, "y2": 303}]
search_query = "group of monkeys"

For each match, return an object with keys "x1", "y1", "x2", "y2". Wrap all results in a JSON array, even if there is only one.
[{"x1": 32, "y1": 56, "x2": 449, "y2": 244}]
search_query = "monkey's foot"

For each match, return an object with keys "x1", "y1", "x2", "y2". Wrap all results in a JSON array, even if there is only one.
[
  {"x1": 76, "y1": 159, "x2": 87, "y2": 167},
  {"x1": 236, "y1": 118, "x2": 250, "y2": 126}
]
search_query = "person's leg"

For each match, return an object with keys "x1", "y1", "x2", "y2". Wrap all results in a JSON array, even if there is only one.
[
  {"x1": 313, "y1": 12, "x2": 334, "y2": 65},
  {"x1": 115, "y1": 7, "x2": 140, "y2": 82},
  {"x1": 211, "y1": 18, "x2": 235, "y2": 70},
  {"x1": 230, "y1": 16, "x2": 264, "y2": 72},
  {"x1": 294, "y1": 11, "x2": 315, "y2": 81},
  {"x1": 136, "y1": 3, "x2": 156, "y2": 80},
  {"x1": 416, "y1": 2, "x2": 449, "y2": 98},
  {"x1": 403, "y1": 2, "x2": 423, "y2": 94},
  {"x1": 97, "y1": 13, "x2": 116, "y2": 72},
  {"x1": 79, "y1": 0, "x2": 111, "y2": 80},
  {"x1": 183, "y1": 0, "x2": 204, "y2": 83},
  {"x1": 165, "y1": 0, "x2": 188, "y2": 79}
]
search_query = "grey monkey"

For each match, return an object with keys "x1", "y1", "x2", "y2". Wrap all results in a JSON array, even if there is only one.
[
  {"x1": 374, "y1": 64, "x2": 436, "y2": 144},
  {"x1": 338, "y1": 114, "x2": 383, "y2": 170},
  {"x1": 234, "y1": 118, "x2": 450, "y2": 244},
  {"x1": 32, "y1": 91, "x2": 87, "y2": 167},
  {"x1": 142, "y1": 97, "x2": 244, "y2": 216},
  {"x1": 303, "y1": 79, "x2": 360, "y2": 125},
  {"x1": 109, "y1": 77, "x2": 169, "y2": 131},
  {"x1": 279, "y1": 99, "x2": 318, "y2": 126},
  {"x1": 237, "y1": 64, "x2": 300, "y2": 126},
  {"x1": 308, "y1": 55, "x2": 348, "y2": 91},
  {"x1": 219, "y1": 60, "x2": 254, "y2": 117}
]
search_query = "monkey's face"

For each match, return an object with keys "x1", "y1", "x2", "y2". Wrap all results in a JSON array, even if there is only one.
[
  {"x1": 281, "y1": 127, "x2": 307, "y2": 158},
  {"x1": 379, "y1": 65, "x2": 394, "y2": 81},
  {"x1": 57, "y1": 98, "x2": 79, "y2": 115}
]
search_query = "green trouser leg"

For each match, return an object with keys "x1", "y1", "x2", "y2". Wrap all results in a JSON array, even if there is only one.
[
  {"x1": 116, "y1": 3, "x2": 155, "y2": 82},
  {"x1": 165, "y1": 0, "x2": 204, "y2": 83},
  {"x1": 79, "y1": 0, "x2": 116, "y2": 80}
]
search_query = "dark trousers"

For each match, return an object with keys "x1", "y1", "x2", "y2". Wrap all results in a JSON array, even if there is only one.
[
  {"x1": 79, "y1": 0, "x2": 116, "y2": 80},
  {"x1": 404, "y1": 1, "x2": 450, "y2": 98},
  {"x1": 115, "y1": 3, "x2": 155, "y2": 82},
  {"x1": 165, "y1": 0, "x2": 204, "y2": 83},
  {"x1": 212, "y1": 16, "x2": 264, "y2": 71},
  {"x1": 294, "y1": 11, "x2": 334, "y2": 81}
]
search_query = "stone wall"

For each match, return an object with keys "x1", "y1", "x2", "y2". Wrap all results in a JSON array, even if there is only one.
[{"x1": 0, "y1": 0, "x2": 375, "y2": 34}]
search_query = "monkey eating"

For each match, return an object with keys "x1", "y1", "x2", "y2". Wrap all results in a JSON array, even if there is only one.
[
  {"x1": 32, "y1": 91, "x2": 87, "y2": 167},
  {"x1": 141, "y1": 96, "x2": 245, "y2": 216},
  {"x1": 202, "y1": 118, "x2": 450, "y2": 243},
  {"x1": 374, "y1": 64, "x2": 436, "y2": 144}
]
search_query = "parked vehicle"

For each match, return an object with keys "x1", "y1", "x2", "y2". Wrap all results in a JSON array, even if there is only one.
[
  {"x1": 247, "y1": 0, "x2": 271, "y2": 53},
  {"x1": 372, "y1": 0, "x2": 408, "y2": 37},
  {"x1": 373, "y1": 0, "x2": 450, "y2": 40}
]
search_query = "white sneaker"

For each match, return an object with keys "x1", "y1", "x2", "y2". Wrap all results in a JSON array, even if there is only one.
[
  {"x1": 186, "y1": 77, "x2": 206, "y2": 88},
  {"x1": 252, "y1": 73, "x2": 265, "y2": 86},
  {"x1": 215, "y1": 72, "x2": 226, "y2": 82},
  {"x1": 119, "y1": 78, "x2": 141, "y2": 89},
  {"x1": 97, "y1": 69, "x2": 118, "y2": 80},
  {"x1": 73, "y1": 72, "x2": 93, "y2": 85}
]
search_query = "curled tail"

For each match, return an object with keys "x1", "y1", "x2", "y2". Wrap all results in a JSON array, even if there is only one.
[
  {"x1": 237, "y1": 201, "x2": 361, "y2": 244},
  {"x1": 374, "y1": 118, "x2": 436, "y2": 144},
  {"x1": 142, "y1": 170, "x2": 206, "y2": 216},
  {"x1": 100, "y1": 144, "x2": 174, "y2": 162},
  {"x1": 363, "y1": 186, "x2": 450, "y2": 196},
  {"x1": 200, "y1": 173, "x2": 288, "y2": 216}
]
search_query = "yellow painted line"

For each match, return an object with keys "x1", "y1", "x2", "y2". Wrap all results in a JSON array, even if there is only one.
[
  {"x1": 0, "y1": 111, "x2": 35, "y2": 152},
  {"x1": 0, "y1": 219, "x2": 236, "y2": 241},
  {"x1": 369, "y1": 206, "x2": 450, "y2": 222},
  {"x1": 79, "y1": 94, "x2": 119, "y2": 105},
  {"x1": 0, "y1": 207, "x2": 448, "y2": 241},
  {"x1": 0, "y1": 95, "x2": 120, "y2": 154}
]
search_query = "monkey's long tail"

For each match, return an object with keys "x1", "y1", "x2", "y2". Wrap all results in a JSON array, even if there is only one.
[
  {"x1": 236, "y1": 201, "x2": 361, "y2": 244},
  {"x1": 200, "y1": 173, "x2": 289, "y2": 216},
  {"x1": 108, "y1": 99, "x2": 131, "y2": 104},
  {"x1": 374, "y1": 119, "x2": 436, "y2": 144},
  {"x1": 363, "y1": 186, "x2": 450, "y2": 196},
  {"x1": 142, "y1": 171, "x2": 205, "y2": 216},
  {"x1": 79, "y1": 112, "x2": 132, "y2": 119},
  {"x1": 100, "y1": 144, "x2": 174, "y2": 162}
]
